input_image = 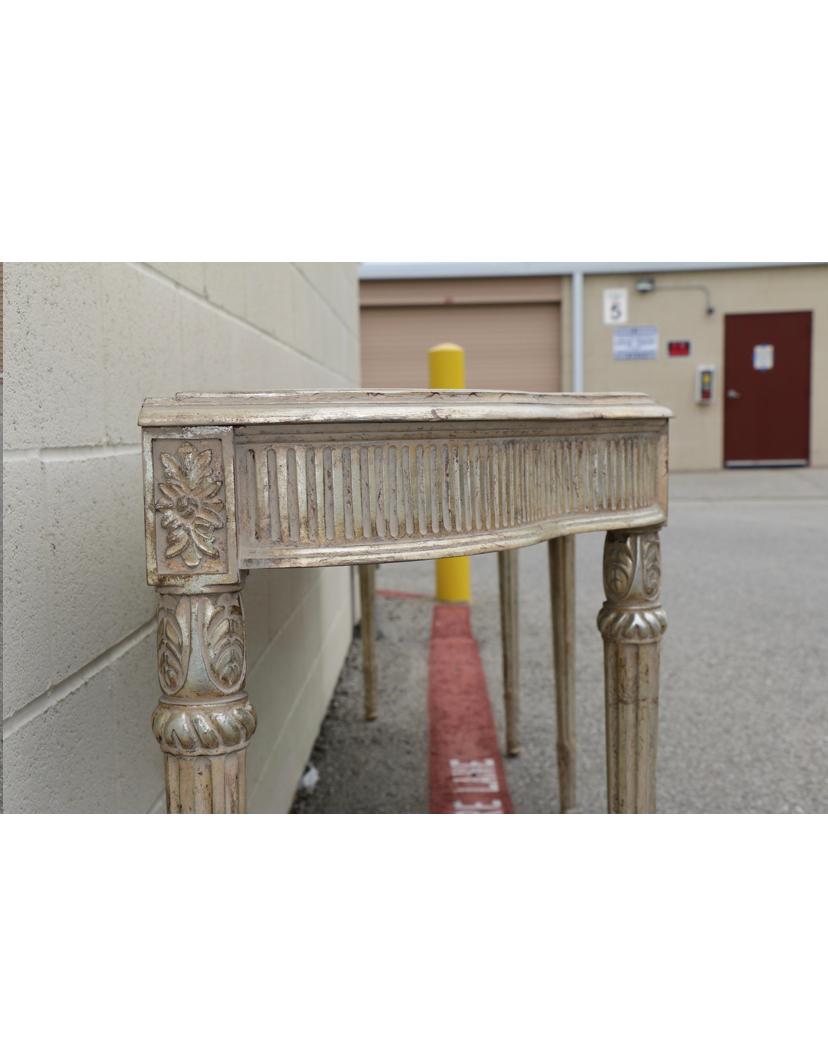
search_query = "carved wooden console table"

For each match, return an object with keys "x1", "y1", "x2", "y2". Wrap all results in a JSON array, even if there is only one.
[{"x1": 139, "y1": 390, "x2": 670, "y2": 814}]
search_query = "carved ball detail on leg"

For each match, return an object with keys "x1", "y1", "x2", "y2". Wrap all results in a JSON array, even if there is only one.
[{"x1": 152, "y1": 696, "x2": 256, "y2": 755}]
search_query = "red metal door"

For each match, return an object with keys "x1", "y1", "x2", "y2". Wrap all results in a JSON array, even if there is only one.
[{"x1": 724, "y1": 311, "x2": 812, "y2": 466}]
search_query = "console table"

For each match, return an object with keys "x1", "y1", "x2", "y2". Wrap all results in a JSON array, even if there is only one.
[{"x1": 139, "y1": 390, "x2": 670, "y2": 814}]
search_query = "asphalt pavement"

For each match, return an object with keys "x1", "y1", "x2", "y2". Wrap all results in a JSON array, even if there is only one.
[{"x1": 293, "y1": 469, "x2": 828, "y2": 813}]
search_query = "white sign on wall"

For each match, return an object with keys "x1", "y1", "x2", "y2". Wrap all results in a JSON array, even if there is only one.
[
  {"x1": 603, "y1": 288, "x2": 628, "y2": 325},
  {"x1": 613, "y1": 326, "x2": 659, "y2": 361},
  {"x1": 753, "y1": 344, "x2": 774, "y2": 370}
]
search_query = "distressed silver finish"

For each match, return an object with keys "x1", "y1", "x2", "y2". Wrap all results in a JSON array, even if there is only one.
[
  {"x1": 140, "y1": 389, "x2": 671, "y2": 813},
  {"x1": 153, "y1": 582, "x2": 253, "y2": 813},
  {"x1": 549, "y1": 536, "x2": 576, "y2": 813},
  {"x1": 358, "y1": 564, "x2": 378, "y2": 722},
  {"x1": 498, "y1": 549, "x2": 520, "y2": 757},
  {"x1": 598, "y1": 530, "x2": 668, "y2": 813}
]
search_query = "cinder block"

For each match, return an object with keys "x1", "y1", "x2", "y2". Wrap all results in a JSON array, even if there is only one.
[
  {"x1": 3, "y1": 456, "x2": 52, "y2": 717},
  {"x1": 203, "y1": 263, "x2": 247, "y2": 319},
  {"x1": 233, "y1": 326, "x2": 290, "y2": 392},
  {"x1": 291, "y1": 266, "x2": 360, "y2": 379},
  {"x1": 100, "y1": 264, "x2": 181, "y2": 444},
  {"x1": 109, "y1": 630, "x2": 166, "y2": 810},
  {"x1": 299, "y1": 262, "x2": 355, "y2": 331},
  {"x1": 296, "y1": 262, "x2": 339, "y2": 312},
  {"x1": 334, "y1": 263, "x2": 360, "y2": 336},
  {"x1": 178, "y1": 290, "x2": 246, "y2": 391},
  {"x1": 323, "y1": 303, "x2": 351, "y2": 379},
  {"x1": 181, "y1": 291, "x2": 332, "y2": 396},
  {"x1": 263, "y1": 566, "x2": 318, "y2": 641},
  {"x1": 3, "y1": 263, "x2": 106, "y2": 450},
  {"x1": 3, "y1": 630, "x2": 164, "y2": 813},
  {"x1": 181, "y1": 290, "x2": 337, "y2": 396},
  {"x1": 44, "y1": 451, "x2": 154, "y2": 684},
  {"x1": 146, "y1": 263, "x2": 206, "y2": 296},
  {"x1": 5, "y1": 261, "x2": 361, "y2": 815},
  {"x1": 290, "y1": 265, "x2": 315, "y2": 360},
  {"x1": 242, "y1": 569, "x2": 274, "y2": 672},
  {"x1": 346, "y1": 330, "x2": 361, "y2": 384},
  {"x1": 242, "y1": 567, "x2": 319, "y2": 674},
  {"x1": 243, "y1": 264, "x2": 295, "y2": 346},
  {"x1": 247, "y1": 568, "x2": 353, "y2": 812}
]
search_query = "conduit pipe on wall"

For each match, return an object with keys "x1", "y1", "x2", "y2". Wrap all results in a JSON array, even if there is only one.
[{"x1": 571, "y1": 270, "x2": 584, "y2": 392}]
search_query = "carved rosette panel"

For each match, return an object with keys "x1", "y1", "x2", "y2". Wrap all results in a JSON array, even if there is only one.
[
  {"x1": 597, "y1": 530, "x2": 667, "y2": 644},
  {"x1": 152, "y1": 439, "x2": 228, "y2": 576}
]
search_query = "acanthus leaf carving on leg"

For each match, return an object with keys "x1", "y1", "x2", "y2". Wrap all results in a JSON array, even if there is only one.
[
  {"x1": 640, "y1": 532, "x2": 662, "y2": 600},
  {"x1": 153, "y1": 582, "x2": 255, "y2": 813},
  {"x1": 603, "y1": 533, "x2": 636, "y2": 602},
  {"x1": 201, "y1": 593, "x2": 246, "y2": 693},
  {"x1": 156, "y1": 595, "x2": 191, "y2": 695}
]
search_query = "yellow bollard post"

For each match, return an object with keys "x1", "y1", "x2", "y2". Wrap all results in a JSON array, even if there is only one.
[{"x1": 429, "y1": 343, "x2": 471, "y2": 603}]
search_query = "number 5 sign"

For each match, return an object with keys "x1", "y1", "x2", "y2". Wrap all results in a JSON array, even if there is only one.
[{"x1": 603, "y1": 288, "x2": 628, "y2": 325}]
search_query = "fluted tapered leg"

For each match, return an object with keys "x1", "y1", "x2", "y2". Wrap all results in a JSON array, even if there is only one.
[
  {"x1": 154, "y1": 581, "x2": 255, "y2": 813},
  {"x1": 359, "y1": 564, "x2": 378, "y2": 721},
  {"x1": 498, "y1": 548, "x2": 520, "y2": 756},
  {"x1": 549, "y1": 536, "x2": 576, "y2": 813},
  {"x1": 597, "y1": 530, "x2": 667, "y2": 813}
]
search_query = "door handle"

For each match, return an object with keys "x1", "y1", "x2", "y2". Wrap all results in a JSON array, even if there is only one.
[{"x1": 726, "y1": 389, "x2": 741, "y2": 399}]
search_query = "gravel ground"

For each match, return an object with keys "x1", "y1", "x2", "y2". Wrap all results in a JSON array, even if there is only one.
[{"x1": 294, "y1": 469, "x2": 828, "y2": 814}]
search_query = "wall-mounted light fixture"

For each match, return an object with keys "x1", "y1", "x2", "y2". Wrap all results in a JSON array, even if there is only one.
[{"x1": 635, "y1": 276, "x2": 715, "y2": 315}]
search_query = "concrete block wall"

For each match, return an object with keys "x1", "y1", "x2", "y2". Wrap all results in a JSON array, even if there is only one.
[{"x1": 2, "y1": 263, "x2": 360, "y2": 812}]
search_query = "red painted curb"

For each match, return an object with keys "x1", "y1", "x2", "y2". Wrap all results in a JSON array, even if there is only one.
[
  {"x1": 375, "y1": 588, "x2": 432, "y2": 601},
  {"x1": 427, "y1": 604, "x2": 513, "y2": 814}
]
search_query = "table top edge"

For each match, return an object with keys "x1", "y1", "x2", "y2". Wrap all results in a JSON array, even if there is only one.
[{"x1": 139, "y1": 389, "x2": 673, "y2": 427}]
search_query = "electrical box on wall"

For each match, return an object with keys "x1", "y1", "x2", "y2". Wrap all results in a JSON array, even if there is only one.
[{"x1": 696, "y1": 365, "x2": 715, "y2": 405}]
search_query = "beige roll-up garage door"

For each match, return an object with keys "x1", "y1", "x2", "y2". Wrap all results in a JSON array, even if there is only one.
[{"x1": 361, "y1": 300, "x2": 562, "y2": 391}]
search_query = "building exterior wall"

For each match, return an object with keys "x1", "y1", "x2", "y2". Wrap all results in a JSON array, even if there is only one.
[
  {"x1": 2, "y1": 262, "x2": 360, "y2": 812},
  {"x1": 362, "y1": 264, "x2": 826, "y2": 472},
  {"x1": 360, "y1": 276, "x2": 562, "y2": 390},
  {"x1": 567, "y1": 265, "x2": 827, "y2": 471}
]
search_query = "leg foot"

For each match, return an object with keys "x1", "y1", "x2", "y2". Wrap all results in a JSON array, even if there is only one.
[
  {"x1": 498, "y1": 549, "x2": 520, "y2": 756},
  {"x1": 549, "y1": 536, "x2": 576, "y2": 813},
  {"x1": 359, "y1": 564, "x2": 378, "y2": 721}
]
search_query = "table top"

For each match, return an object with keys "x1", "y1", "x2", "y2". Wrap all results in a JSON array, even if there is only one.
[
  {"x1": 141, "y1": 389, "x2": 671, "y2": 580},
  {"x1": 139, "y1": 389, "x2": 673, "y2": 427}
]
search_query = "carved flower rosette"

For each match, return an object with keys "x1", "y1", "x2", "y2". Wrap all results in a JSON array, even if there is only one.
[{"x1": 155, "y1": 442, "x2": 226, "y2": 570}]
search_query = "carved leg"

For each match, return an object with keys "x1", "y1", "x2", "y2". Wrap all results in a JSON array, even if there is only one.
[
  {"x1": 597, "y1": 530, "x2": 667, "y2": 813},
  {"x1": 154, "y1": 581, "x2": 255, "y2": 813},
  {"x1": 498, "y1": 548, "x2": 520, "y2": 756},
  {"x1": 549, "y1": 536, "x2": 576, "y2": 813},
  {"x1": 359, "y1": 564, "x2": 378, "y2": 721}
]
